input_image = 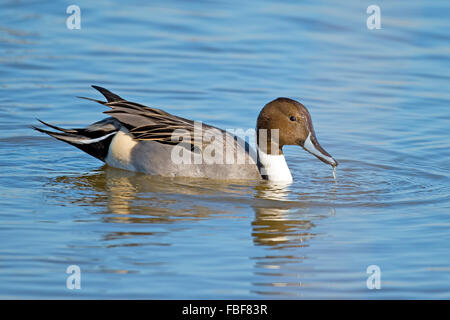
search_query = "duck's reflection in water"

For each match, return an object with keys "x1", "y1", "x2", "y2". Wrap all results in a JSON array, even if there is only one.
[
  {"x1": 51, "y1": 166, "x2": 259, "y2": 223},
  {"x1": 252, "y1": 182, "x2": 317, "y2": 248},
  {"x1": 250, "y1": 182, "x2": 336, "y2": 296},
  {"x1": 50, "y1": 166, "x2": 336, "y2": 296}
]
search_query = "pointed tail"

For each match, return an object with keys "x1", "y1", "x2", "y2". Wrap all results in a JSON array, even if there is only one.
[{"x1": 33, "y1": 120, "x2": 117, "y2": 161}]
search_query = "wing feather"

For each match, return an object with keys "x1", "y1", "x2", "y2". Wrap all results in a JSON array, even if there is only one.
[{"x1": 87, "y1": 86, "x2": 241, "y2": 154}]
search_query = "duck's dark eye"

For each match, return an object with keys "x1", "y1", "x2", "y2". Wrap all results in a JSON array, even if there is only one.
[{"x1": 290, "y1": 116, "x2": 296, "y2": 122}]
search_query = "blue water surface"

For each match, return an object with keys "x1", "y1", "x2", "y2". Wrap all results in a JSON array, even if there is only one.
[{"x1": 0, "y1": 0, "x2": 449, "y2": 299}]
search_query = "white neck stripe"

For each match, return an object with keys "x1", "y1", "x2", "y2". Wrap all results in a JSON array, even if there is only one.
[{"x1": 257, "y1": 148, "x2": 293, "y2": 183}]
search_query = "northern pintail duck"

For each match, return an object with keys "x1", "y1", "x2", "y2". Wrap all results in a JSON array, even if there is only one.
[{"x1": 34, "y1": 86, "x2": 337, "y2": 182}]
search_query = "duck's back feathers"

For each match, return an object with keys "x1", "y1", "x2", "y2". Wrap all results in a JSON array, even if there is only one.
[
  {"x1": 92, "y1": 85, "x2": 124, "y2": 102},
  {"x1": 34, "y1": 86, "x2": 261, "y2": 179}
]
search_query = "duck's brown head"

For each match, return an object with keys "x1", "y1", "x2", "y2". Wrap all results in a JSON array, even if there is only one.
[{"x1": 256, "y1": 97, "x2": 338, "y2": 167}]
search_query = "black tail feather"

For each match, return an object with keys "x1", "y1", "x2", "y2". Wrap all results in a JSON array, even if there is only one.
[
  {"x1": 77, "y1": 96, "x2": 107, "y2": 105},
  {"x1": 91, "y1": 85, "x2": 124, "y2": 102},
  {"x1": 36, "y1": 119, "x2": 77, "y2": 134},
  {"x1": 33, "y1": 123, "x2": 116, "y2": 161},
  {"x1": 34, "y1": 86, "x2": 125, "y2": 161}
]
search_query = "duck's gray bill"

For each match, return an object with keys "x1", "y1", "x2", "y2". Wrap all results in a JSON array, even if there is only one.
[{"x1": 303, "y1": 133, "x2": 338, "y2": 167}]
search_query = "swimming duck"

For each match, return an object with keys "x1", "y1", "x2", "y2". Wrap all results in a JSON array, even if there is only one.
[{"x1": 34, "y1": 86, "x2": 337, "y2": 182}]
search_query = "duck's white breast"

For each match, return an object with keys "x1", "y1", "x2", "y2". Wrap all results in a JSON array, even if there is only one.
[{"x1": 105, "y1": 129, "x2": 138, "y2": 171}]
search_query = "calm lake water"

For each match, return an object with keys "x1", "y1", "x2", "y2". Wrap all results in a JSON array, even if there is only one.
[{"x1": 1, "y1": 0, "x2": 449, "y2": 299}]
